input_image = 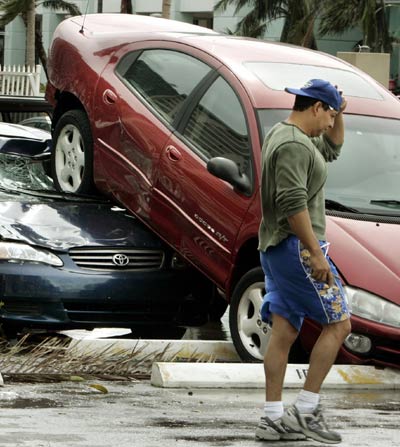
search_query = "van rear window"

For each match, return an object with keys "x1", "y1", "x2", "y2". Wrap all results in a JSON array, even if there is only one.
[{"x1": 244, "y1": 62, "x2": 383, "y2": 100}]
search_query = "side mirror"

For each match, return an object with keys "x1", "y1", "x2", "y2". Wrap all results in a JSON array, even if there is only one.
[{"x1": 207, "y1": 157, "x2": 252, "y2": 195}]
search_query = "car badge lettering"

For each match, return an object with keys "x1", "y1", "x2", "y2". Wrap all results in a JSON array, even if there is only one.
[
  {"x1": 112, "y1": 253, "x2": 130, "y2": 266},
  {"x1": 194, "y1": 214, "x2": 229, "y2": 243}
]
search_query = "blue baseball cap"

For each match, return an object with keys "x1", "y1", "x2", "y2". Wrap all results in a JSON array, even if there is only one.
[{"x1": 285, "y1": 79, "x2": 343, "y2": 112}]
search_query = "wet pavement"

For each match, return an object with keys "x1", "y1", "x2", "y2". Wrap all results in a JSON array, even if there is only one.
[
  {"x1": 1, "y1": 314, "x2": 399, "y2": 446},
  {"x1": 0, "y1": 378, "x2": 399, "y2": 447}
]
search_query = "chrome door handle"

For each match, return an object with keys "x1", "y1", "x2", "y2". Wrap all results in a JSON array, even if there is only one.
[
  {"x1": 103, "y1": 89, "x2": 117, "y2": 104},
  {"x1": 165, "y1": 145, "x2": 182, "y2": 161}
]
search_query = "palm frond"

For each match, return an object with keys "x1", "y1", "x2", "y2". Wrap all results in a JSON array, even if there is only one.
[
  {"x1": 318, "y1": 0, "x2": 365, "y2": 36},
  {"x1": 0, "y1": 0, "x2": 31, "y2": 26},
  {"x1": 41, "y1": 0, "x2": 81, "y2": 16}
]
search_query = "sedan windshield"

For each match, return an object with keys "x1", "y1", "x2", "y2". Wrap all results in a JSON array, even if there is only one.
[
  {"x1": 0, "y1": 153, "x2": 53, "y2": 192},
  {"x1": 257, "y1": 110, "x2": 400, "y2": 216}
]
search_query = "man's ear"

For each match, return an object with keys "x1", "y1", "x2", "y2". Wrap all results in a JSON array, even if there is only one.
[{"x1": 311, "y1": 101, "x2": 322, "y2": 115}]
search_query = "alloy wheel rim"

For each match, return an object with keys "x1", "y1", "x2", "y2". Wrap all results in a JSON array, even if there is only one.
[
  {"x1": 55, "y1": 124, "x2": 85, "y2": 192},
  {"x1": 236, "y1": 281, "x2": 270, "y2": 360}
]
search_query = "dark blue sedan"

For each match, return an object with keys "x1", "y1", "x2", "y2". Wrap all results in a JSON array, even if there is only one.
[{"x1": 0, "y1": 123, "x2": 212, "y2": 338}]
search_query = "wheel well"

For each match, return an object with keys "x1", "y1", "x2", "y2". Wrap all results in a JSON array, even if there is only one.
[
  {"x1": 228, "y1": 237, "x2": 260, "y2": 300},
  {"x1": 52, "y1": 91, "x2": 86, "y2": 132}
]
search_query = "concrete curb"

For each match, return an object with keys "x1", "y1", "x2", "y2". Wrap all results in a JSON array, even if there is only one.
[
  {"x1": 67, "y1": 339, "x2": 240, "y2": 363},
  {"x1": 151, "y1": 362, "x2": 400, "y2": 389},
  {"x1": 65, "y1": 336, "x2": 400, "y2": 391}
]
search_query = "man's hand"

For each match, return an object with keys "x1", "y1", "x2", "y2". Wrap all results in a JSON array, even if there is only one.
[
  {"x1": 335, "y1": 85, "x2": 347, "y2": 114},
  {"x1": 309, "y1": 250, "x2": 334, "y2": 287}
]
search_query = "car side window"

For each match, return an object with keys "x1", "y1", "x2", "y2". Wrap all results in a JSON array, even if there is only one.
[
  {"x1": 183, "y1": 76, "x2": 250, "y2": 174},
  {"x1": 118, "y1": 50, "x2": 212, "y2": 124}
]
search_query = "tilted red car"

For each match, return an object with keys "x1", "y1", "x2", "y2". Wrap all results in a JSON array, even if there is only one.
[{"x1": 46, "y1": 13, "x2": 400, "y2": 368}]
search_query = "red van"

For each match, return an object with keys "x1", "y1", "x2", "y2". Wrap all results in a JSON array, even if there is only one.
[{"x1": 46, "y1": 14, "x2": 400, "y2": 368}]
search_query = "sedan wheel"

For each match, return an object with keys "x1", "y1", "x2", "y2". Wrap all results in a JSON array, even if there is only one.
[
  {"x1": 229, "y1": 267, "x2": 271, "y2": 362},
  {"x1": 52, "y1": 109, "x2": 94, "y2": 194}
]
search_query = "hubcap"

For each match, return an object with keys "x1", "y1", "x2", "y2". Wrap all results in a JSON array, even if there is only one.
[
  {"x1": 236, "y1": 281, "x2": 270, "y2": 360},
  {"x1": 55, "y1": 124, "x2": 85, "y2": 192}
]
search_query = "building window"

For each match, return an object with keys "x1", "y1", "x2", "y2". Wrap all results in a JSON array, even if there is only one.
[{"x1": 193, "y1": 16, "x2": 213, "y2": 29}]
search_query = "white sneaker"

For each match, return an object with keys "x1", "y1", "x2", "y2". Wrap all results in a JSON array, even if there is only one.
[
  {"x1": 255, "y1": 415, "x2": 306, "y2": 441},
  {"x1": 282, "y1": 404, "x2": 342, "y2": 444}
]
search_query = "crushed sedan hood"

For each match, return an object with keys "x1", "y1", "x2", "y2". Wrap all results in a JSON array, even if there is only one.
[
  {"x1": 326, "y1": 215, "x2": 400, "y2": 304},
  {"x1": 0, "y1": 200, "x2": 164, "y2": 251},
  {"x1": 0, "y1": 122, "x2": 50, "y2": 140}
]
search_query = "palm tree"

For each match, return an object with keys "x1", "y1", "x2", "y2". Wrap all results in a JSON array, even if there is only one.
[
  {"x1": 214, "y1": 0, "x2": 319, "y2": 48},
  {"x1": 215, "y1": 0, "x2": 392, "y2": 52},
  {"x1": 0, "y1": 0, "x2": 81, "y2": 75},
  {"x1": 120, "y1": 0, "x2": 132, "y2": 14},
  {"x1": 162, "y1": 0, "x2": 171, "y2": 19},
  {"x1": 318, "y1": 0, "x2": 391, "y2": 53}
]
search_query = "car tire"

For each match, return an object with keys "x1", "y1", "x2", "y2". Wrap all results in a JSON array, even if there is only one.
[
  {"x1": 229, "y1": 267, "x2": 269, "y2": 362},
  {"x1": 229, "y1": 267, "x2": 308, "y2": 363},
  {"x1": 51, "y1": 109, "x2": 94, "y2": 194}
]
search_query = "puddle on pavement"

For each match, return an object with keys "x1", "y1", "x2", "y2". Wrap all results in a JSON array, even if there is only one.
[
  {"x1": 182, "y1": 311, "x2": 231, "y2": 341},
  {"x1": 173, "y1": 434, "x2": 253, "y2": 445},
  {"x1": 0, "y1": 397, "x2": 62, "y2": 409},
  {"x1": 149, "y1": 417, "x2": 249, "y2": 431}
]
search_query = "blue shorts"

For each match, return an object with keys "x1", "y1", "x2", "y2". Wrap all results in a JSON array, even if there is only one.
[{"x1": 260, "y1": 235, "x2": 350, "y2": 332}]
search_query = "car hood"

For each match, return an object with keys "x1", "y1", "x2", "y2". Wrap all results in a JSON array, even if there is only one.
[
  {"x1": 0, "y1": 200, "x2": 164, "y2": 251},
  {"x1": 0, "y1": 122, "x2": 50, "y2": 140},
  {"x1": 326, "y1": 215, "x2": 400, "y2": 304}
]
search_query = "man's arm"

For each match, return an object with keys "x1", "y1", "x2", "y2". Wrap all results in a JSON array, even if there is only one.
[{"x1": 287, "y1": 209, "x2": 334, "y2": 286}]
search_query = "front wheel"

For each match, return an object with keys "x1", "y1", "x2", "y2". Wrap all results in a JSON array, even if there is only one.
[
  {"x1": 229, "y1": 267, "x2": 308, "y2": 363},
  {"x1": 229, "y1": 267, "x2": 270, "y2": 362},
  {"x1": 51, "y1": 109, "x2": 94, "y2": 194}
]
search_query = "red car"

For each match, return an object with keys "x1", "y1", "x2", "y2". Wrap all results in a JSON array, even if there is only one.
[{"x1": 46, "y1": 14, "x2": 400, "y2": 368}]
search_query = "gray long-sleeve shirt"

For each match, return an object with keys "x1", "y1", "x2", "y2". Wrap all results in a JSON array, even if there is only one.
[{"x1": 258, "y1": 121, "x2": 342, "y2": 252}]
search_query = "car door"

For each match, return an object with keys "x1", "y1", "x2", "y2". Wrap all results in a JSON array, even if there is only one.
[
  {"x1": 152, "y1": 69, "x2": 256, "y2": 288},
  {"x1": 93, "y1": 45, "x2": 213, "y2": 221}
]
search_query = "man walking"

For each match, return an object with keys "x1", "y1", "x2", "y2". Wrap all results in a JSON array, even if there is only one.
[{"x1": 255, "y1": 79, "x2": 351, "y2": 444}]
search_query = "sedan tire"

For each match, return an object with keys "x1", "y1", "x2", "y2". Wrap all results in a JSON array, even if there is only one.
[
  {"x1": 52, "y1": 109, "x2": 94, "y2": 194},
  {"x1": 229, "y1": 267, "x2": 308, "y2": 363},
  {"x1": 229, "y1": 267, "x2": 270, "y2": 362}
]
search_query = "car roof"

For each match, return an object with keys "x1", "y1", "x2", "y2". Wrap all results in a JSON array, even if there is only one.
[
  {"x1": 73, "y1": 13, "x2": 218, "y2": 37},
  {"x1": 66, "y1": 14, "x2": 400, "y2": 119}
]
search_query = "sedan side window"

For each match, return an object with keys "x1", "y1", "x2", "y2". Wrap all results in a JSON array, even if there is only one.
[
  {"x1": 183, "y1": 76, "x2": 251, "y2": 174},
  {"x1": 117, "y1": 50, "x2": 212, "y2": 124}
]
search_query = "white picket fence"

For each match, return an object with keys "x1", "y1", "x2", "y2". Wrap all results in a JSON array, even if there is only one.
[{"x1": 0, "y1": 64, "x2": 42, "y2": 96}]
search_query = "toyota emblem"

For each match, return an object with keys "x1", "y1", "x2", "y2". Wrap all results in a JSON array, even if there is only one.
[{"x1": 112, "y1": 253, "x2": 130, "y2": 266}]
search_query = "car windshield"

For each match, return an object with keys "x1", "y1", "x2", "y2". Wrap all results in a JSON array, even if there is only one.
[
  {"x1": 0, "y1": 154, "x2": 108, "y2": 202},
  {"x1": 0, "y1": 153, "x2": 53, "y2": 193},
  {"x1": 257, "y1": 110, "x2": 400, "y2": 216}
]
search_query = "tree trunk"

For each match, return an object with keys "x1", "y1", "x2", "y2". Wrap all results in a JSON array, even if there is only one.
[
  {"x1": 35, "y1": 26, "x2": 48, "y2": 80},
  {"x1": 26, "y1": 0, "x2": 36, "y2": 68},
  {"x1": 377, "y1": 0, "x2": 391, "y2": 53},
  {"x1": 301, "y1": 17, "x2": 317, "y2": 50},
  {"x1": 120, "y1": 0, "x2": 132, "y2": 14},
  {"x1": 162, "y1": 0, "x2": 172, "y2": 19}
]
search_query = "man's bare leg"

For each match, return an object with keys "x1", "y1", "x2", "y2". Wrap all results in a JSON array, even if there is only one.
[
  {"x1": 304, "y1": 318, "x2": 351, "y2": 393},
  {"x1": 264, "y1": 313, "x2": 299, "y2": 401}
]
